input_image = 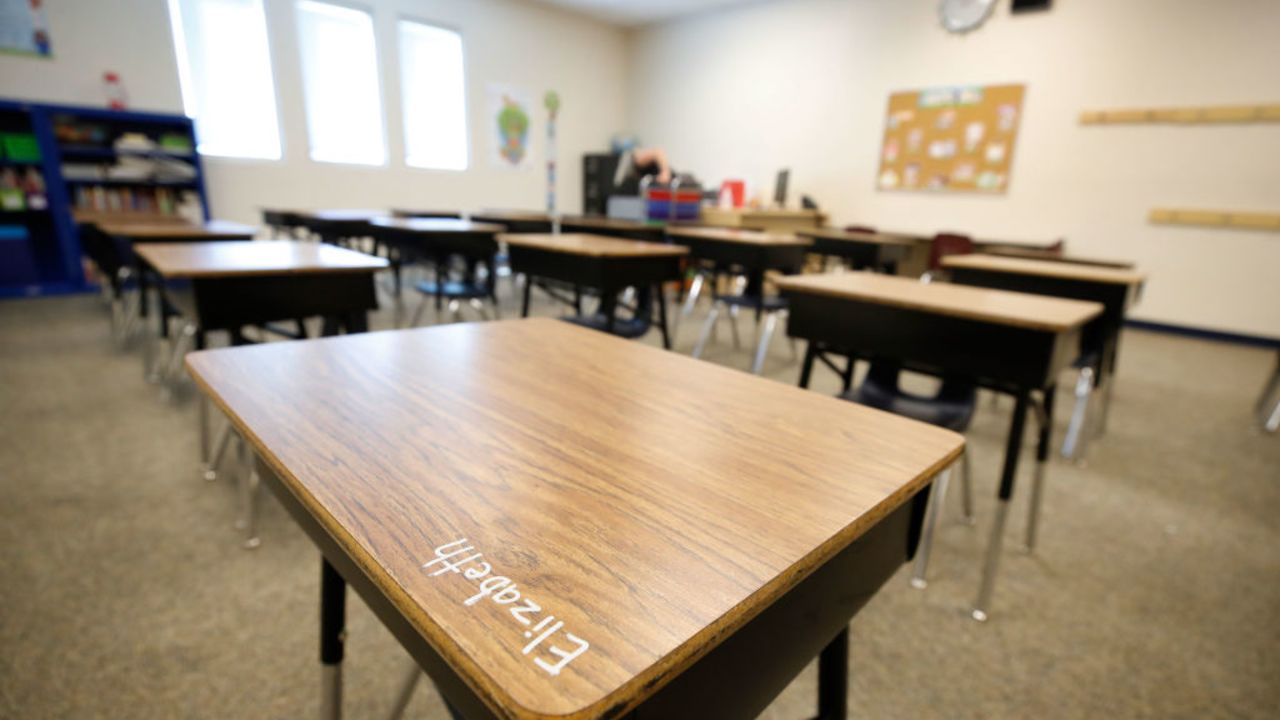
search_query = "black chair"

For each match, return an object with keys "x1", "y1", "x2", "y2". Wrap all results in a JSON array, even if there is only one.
[
  {"x1": 691, "y1": 266, "x2": 796, "y2": 375},
  {"x1": 561, "y1": 285, "x2": 667, "y2": 346},
  {"x1": 410, "y1": 253, "x2": 500, "y2": 326},
  {"x1": 842, "y1": 361, "x2": 977, "y2": 588}
]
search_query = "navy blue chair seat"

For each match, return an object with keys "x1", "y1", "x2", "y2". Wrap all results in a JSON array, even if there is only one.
[
  {"x1": 413, "y1": 279, "x2": 491, "y2": 301},
  {"x1": 842, "y1": 363, "x2": 976, "y2": 432}
]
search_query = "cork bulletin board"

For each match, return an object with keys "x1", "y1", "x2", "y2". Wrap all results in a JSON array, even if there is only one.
[{"x1": 876, "y1": 84, "x2": 1025, "y2": 194}]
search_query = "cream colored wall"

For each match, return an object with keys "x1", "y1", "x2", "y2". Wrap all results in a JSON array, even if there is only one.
[
  {"x1": 0, "y1": 0, "x2": 628, "y2": 221},
  {"x1": 627, "y1": 0, "x2": 1280, "y2": 337}
]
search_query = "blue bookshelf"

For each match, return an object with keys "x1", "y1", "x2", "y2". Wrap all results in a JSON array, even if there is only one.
[{"x1": 0, "y1": 99, "x2": 210, "y2": 299}]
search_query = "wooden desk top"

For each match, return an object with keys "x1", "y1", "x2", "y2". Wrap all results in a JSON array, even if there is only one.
[
  {"x1": 982, "y1": 247, "x2": 1137, "y2": 270},
  {"x1": 295, "y1": 209, "x2": 385, "y2": 222},
  {"x1": 701, "y1": 207, "x2": 824, "y2": 219},
  {"x1": 185, "y1": 319, "x2": 962, "y2": 719},
  {"x1": 667, "y1": 226, "x2": 811, "y2": 247},
  {"x1": 370, "y1": 217, "x2": 506, "y2": 234},
  {"x1": 134, "y1": 241, "x2": 388, "y2": 278},
  {"x1": 99, "y1": 220, "x2": 257, "y2": 240},
  {"x1": 943, "y1": 254, "x2": 1146, "y2": 286},
  {"x1": 473, "y1": 209, "x2": 553, "y2": 222},
  {"x1": 501, "y1": 233, "x2": 688, "y2": 258},
  {"x1": 558, "y1": 215, "x2": 665, "y2": 231},
  {"x1": 776, "y1": 273, "x2": 1103, "y2": 332},
  {"x1": 796, "y1": 227, "x2": 921, "y2": 246}
]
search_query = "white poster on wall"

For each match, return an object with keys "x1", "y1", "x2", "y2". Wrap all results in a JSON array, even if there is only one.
[
  {"x1": 0, "y1": 0, "x2": 52, "y2": 57},
  {"x1": 487, "y1": 84, "x2": 534, "y2": 171}
]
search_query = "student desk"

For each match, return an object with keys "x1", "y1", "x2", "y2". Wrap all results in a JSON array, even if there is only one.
[
  {"x1": 133, "y1": 240, "x2": 387, "y2": 346},
  {"x1": 292, "y1": 209, "x2": 385, "y2": 245},
  {"x1": 368, "y1": 218, "x2": 505, "y2": 299},
  {"x1": 99, "y1": 220, "x2": 259, "y2": 324},
  {"x1": 184, "y1": 318, "x2": 963, "y2": 720},
  {"x1": 470, "y1": 210, "x2": 554, "y2": 234},
  {"x1": 985, "y1": 246, "x2": 1137, "y2": 270},
  {"x1": 942, "y1": 254, "x2": 1146, "y2": 442},
  {"x1": 503, "y1": 233, "x2": 686, "y2": 348},
  {"x1": 775, "y1": 272, "x2": 1102, "y2": 620},
  {"x1": 795, "y1": 227, "x2": 920, "y2": 274},
  {"x1": 698, "y1": 207, "x2": 826, "y2": 233},
  {"x1": 558, "y1": 215, "x2": 666, "y2": 242},
  {"x1": 666, "y1": 226, "x2": 811, "y2": 297},
  {"x1": 390, "y1": 209, "x2": 463, "y2": 220}
]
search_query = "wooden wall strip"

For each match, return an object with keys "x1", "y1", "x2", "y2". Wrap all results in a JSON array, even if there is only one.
[
  {"x1": 1149, "y1": 209, "x2": 1280, "y2": 231},
  {"x1": 1081, "y1": 104, "x2": 1280, "y2": 125}
]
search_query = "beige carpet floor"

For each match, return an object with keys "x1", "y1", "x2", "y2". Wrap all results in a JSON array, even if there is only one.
[{"x1": 1, "y1": 277, "x2": 1277, "y2": 719}]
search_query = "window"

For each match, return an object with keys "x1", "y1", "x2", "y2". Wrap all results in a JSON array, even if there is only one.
[
  {"x1": 167, "y1": 0, "x2": 282, "y2": 159},
  {"x1": 295, "y1": 0, "x2": 386, "y2": 165},
  {"x1": 399, "y1": 20, "x2": 469, "y2": 171}
]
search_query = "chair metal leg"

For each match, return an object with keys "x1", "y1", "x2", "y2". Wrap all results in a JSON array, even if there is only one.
[
  {"x1": 1097, "y1": 371, "x2": 1115, "y2": 435},
  {"x1": 1061, "y1": 367, "x2": 1094, "y2": 460},
  {"x1": 910, "y1": 468, "x2": 952, "y2": 589},
  {"x1": 1254, "y1": 357, "x2": 1280, "y2": 416},
  {"x1": 959, "y1": 450, "x2": 975, "y2": 525},
  {"x1": 387, "y1": 662, "x2": 423, "y2": 720},
  {"x1": 1024, "y1": 457, "x2": 1048, "y2": 552},
  {"x1": 676, "y1": 273, "x2": 704, "y2": 338},
  {"x1": 408, "y1": 293, "x2": 429, "y2": 328},
  {"x1": 692, "y1": 303, "x2": 720, "y2": 359},
  {"x1": 750, "y1": 312, "x2": 778, "y2": 375},
  {"x1": 198, "y1": 393, "x2": 211, "y2": 477},
  {"x1": 1265, "y1": 397, "x2": 1280, "y2": 433},
  {"x1": 728, "y1": 305, "x2": 742, "y2": 350},
  {"x1": 234, "y1": 439, "x2": 262, "y2": 549},
  {"x1": 206, "y1": 424, "x2": 233, "y2": 481}
]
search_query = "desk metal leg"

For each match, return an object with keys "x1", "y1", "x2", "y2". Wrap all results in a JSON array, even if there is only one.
[
  {"x1": 1025, "y1": 386, "x2": 1056, "y2": 552},
  {"x1": 656, "y1": 285, "x2": 672, "y2": 350},
  {"x1": 798, "y1": 342, "x2": 818, "y2": 389},
  {"x1": 521, "y1": 275, "x2": 532, "y2": 318},
  {"x1": 321, "y1": 559, "x2": 346, "y2": 720},
  {"x1": 813, "y1": 627, "x2": 848, "y2": 720},
  {"x1": 198, "y1": 394, "x2": 211, "y2": 476},
  {"x1": 973, "y1": 391, "x2": 1030, "y2": 622}
]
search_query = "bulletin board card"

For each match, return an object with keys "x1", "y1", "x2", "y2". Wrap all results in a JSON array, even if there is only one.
[{"x1": 876, "y1": 84, "x2": 1025, "y2": 194}]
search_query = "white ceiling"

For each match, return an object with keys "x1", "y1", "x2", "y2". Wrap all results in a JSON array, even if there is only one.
[{"x1": 531, "y1": 0, "x2": 768, "y2": 27}]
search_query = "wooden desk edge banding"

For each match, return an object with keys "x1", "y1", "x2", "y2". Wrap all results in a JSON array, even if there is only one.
[
  {"x1": 941, "y1": 254, "x2": 1147, "y2": 286},
  {"x1": 184, "y1": 320, "x2": 964, "y2": 719},
  {"x1": 775, "y1": 274, "x2": 1104, "y2": 332},
  {"x1": 133, "y1": 241, "x2": 388, "y2": 278}
]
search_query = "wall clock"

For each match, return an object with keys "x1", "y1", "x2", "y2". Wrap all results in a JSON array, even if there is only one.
[{"x1": 939, "y1": 0, "x2": 997, "y2": 33}]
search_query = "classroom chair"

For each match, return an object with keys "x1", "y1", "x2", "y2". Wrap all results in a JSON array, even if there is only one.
[
  {"x1": 691, "y1": 269, "x2": 796, "y2": 375},
  {"x1": 921, "y1": 232, "x2": 975, "y2": 282},
  {"x1": 561, "y1": 284, "x2": 670, "y2": 348},
  {"x1": 409, "y1": 254, "x2": 501, "y2": 326},
  {"x1": 841, "y1": 361, "x2": 978, "y2": 588}
]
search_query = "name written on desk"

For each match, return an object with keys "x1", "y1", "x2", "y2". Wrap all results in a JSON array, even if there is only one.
[{"x1": 422, "y1": 539, "x2": 591, "y2": 677}]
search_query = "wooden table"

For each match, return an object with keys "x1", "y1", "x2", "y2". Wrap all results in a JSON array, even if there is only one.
[
  {"x1": 470, "y1": 210, "x2": 554, "y2": 234},
  {"x1": 291, "y1": 209, "x2": 385, "y2": 244},
  {"x1": 134, "y1": 240, "x2": 387, "y2": 345},
  {"x1": 368, "y1": 218, "x2": 505, "y2": 299},
  {"x1": 942, "y1": 254, "x2": 1146, "y2": 453},
  {"x1": 503, "y1": 233, "x2": 687, "y2": 348},
  {"x1": 698, "y1": 207, "x2": 825, "y2": 233},
  {"x1": 558, "y1": 215, "x2": 666, "y2": 242},
  {"x1": 776, "y1": 272, "x2": 1102, "y2": 621},
  {"x1": 666, "y1": 225, "x2": 811, "y2": 298},
  {"x1": 99, "y1": 220, "x2": 259, "y2": 324},
  {"x1": 985, "y1": 246, "x2": 1136, "y2": 270},
  {"x1": 185, "y1": 318, "x2": 963, "y2": 720},
  {"x1": 796, "y1": 227, "x2": 920, "y2": 273}
]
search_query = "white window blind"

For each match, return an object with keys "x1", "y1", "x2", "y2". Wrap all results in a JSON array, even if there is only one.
[
  {"x1": 167, "y1": 0, "x2": 282, "y2": 159},
  {"x1": 295, "y1": 0, "x2": 387, "y2": 165},
  {"x1": 399, "y1": 20, "x2": 469, "y2": 171}
]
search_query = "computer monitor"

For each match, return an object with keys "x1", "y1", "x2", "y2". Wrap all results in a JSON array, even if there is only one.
[{"x1": 773, "y1": 169, "x2": 790, "y2": 208}]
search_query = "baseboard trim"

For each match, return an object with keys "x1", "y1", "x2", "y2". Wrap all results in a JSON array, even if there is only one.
[{"x1": 1125, "y1": 319, "x2": 1280, "y2": 349}]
